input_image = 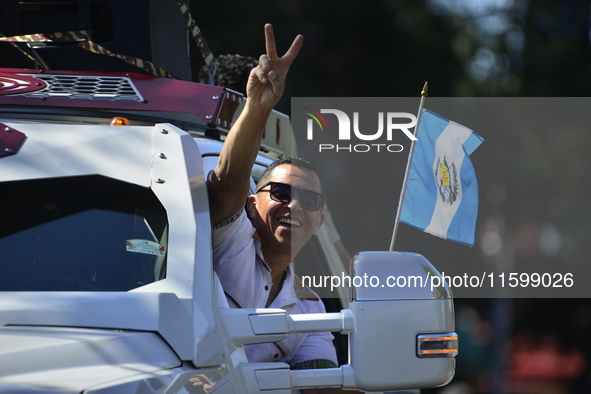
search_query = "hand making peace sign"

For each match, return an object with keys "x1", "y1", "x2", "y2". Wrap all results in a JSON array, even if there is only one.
[{"x1": 247, "y1": 24, "x2": 303, "y2": 110}]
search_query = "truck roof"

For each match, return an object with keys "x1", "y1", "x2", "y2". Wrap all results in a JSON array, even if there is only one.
[{"x1": 0, "y1": 68, "x2": 296, "y2": 160}]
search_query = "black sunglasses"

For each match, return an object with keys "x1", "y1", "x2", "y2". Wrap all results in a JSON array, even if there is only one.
[{"x1": 256, "y1": 181, "x2": 325, "y2": 211}]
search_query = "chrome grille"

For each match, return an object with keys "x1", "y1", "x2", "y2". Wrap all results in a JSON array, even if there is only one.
[{"x1": 21, "y1": 74, "x2": 144, "y2": 102}]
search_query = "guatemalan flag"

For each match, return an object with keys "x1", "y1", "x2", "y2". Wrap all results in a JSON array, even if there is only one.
[{"x1": 400, "y1": 109, "x2": 483, "y2": 246}]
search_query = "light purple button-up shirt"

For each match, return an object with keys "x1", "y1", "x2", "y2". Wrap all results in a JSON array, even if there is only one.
[{"x1": 213, "y1": 210, "x2": 337, "y2": 367}]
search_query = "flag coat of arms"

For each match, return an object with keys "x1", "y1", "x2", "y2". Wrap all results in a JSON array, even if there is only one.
[{"x1": 400, "y1": 109, "x2": 483, "y2": 246}]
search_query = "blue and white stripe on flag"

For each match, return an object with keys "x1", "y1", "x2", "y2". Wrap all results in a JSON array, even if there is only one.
[{"x1": 400, "y1": 109, "x2": 483, "y2": 246}]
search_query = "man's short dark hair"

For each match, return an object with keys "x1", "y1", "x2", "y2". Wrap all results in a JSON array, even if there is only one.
[{"x1": 258, "y1": 156, "x2": 324, "y2": 193}]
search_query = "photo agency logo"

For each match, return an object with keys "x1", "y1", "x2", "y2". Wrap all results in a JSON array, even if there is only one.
[{"x1": 293, "y1": 98, "x2": 418, "y2": 153}]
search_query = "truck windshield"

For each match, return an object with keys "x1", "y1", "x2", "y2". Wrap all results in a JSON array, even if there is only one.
[{"x1": 0, "y1": 175, "x2": 168, "y2": 291}]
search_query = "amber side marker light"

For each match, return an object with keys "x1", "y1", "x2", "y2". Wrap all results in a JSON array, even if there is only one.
[
  {"x1": 110, "y1": 117, "x2": 130, "y2": 126},
  {"x1": 417, "y1": 333, "x2": 458, "y2": 358}
]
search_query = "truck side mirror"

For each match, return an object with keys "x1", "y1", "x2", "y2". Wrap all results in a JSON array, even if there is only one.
[
  {"x1": 345, "y1": 251, "x2": 456, "y2": 391},
  {"x1": 217, "y1": 251, "x2": 457, "y2": 392}
]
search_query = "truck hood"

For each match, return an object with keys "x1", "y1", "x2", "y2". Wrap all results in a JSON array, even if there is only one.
[
  {"x1": 0, "y1": 326, "x2": 181, "y2": 393},
  {"x1": 0, "y1": 292, "x2": 194, "y2": 361}
]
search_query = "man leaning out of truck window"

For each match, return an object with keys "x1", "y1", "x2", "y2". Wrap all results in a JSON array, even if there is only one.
[{"x1": 207, "y1": 25, "x2": 356, "y2": 394}]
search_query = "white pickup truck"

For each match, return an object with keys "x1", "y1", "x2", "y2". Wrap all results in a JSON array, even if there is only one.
[{"x1": 0, "y1": 68, "x2": 457, "y2": 393}]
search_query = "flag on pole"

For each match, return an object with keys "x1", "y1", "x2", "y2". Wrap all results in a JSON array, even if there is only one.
[{"x1": 400, "y1": 109, "x2": 483, "y2": 246}]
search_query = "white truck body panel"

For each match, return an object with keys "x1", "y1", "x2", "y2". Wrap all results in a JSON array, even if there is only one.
[{"x1": 0, "y1": 326, "x2": 180, "y2": 392}]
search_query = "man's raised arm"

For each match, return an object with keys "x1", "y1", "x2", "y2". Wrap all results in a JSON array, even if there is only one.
[{"x1": 208, "y1": 24, "x2": 303, "y2": 226}]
